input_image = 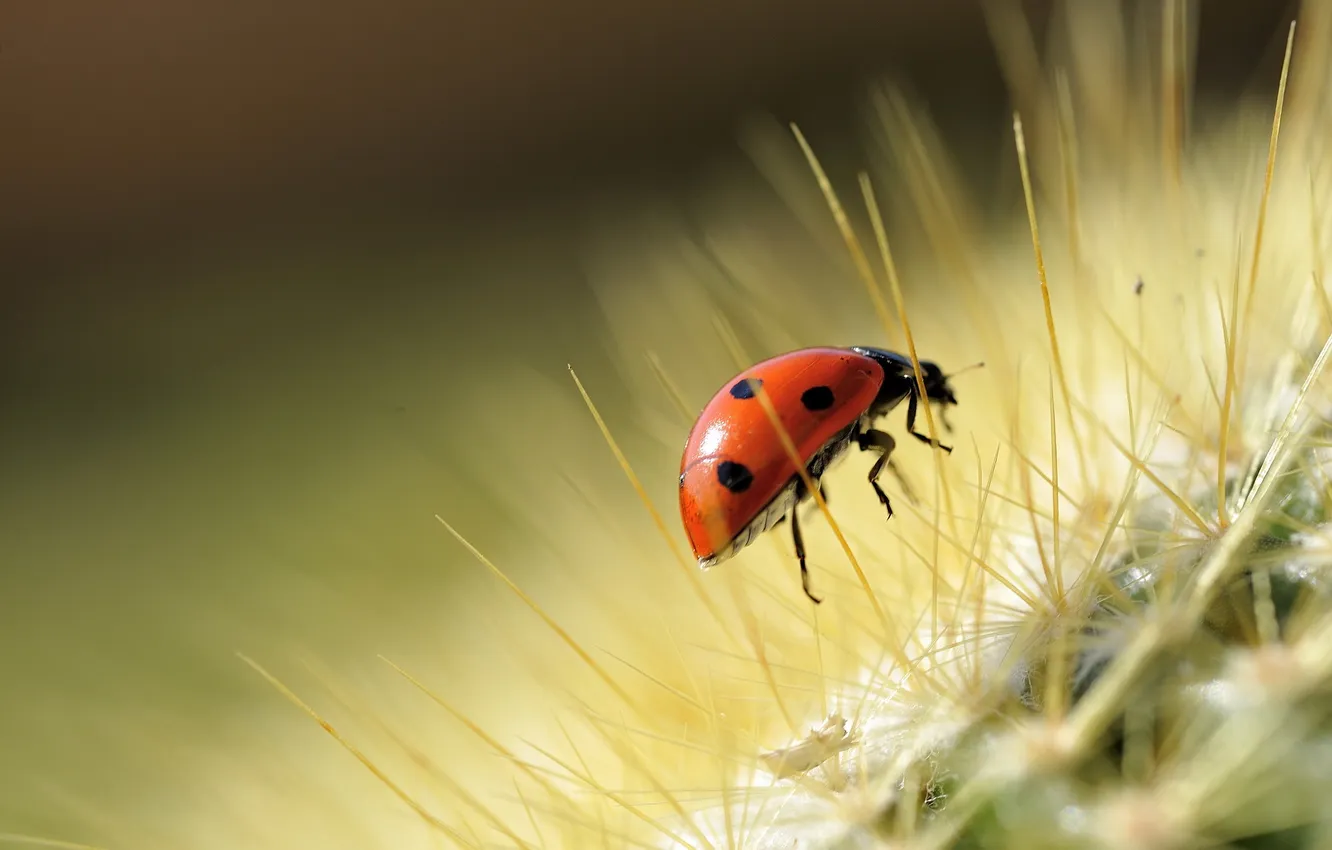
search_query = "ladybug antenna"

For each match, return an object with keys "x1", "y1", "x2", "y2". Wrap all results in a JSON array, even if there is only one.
[{"x1": 945, "y1": 361, "x2": 985, "y2": 380}]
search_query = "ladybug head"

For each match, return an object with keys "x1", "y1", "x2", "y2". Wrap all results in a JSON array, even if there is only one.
[
  {"x1": 917, "y1": 360, "x2": 958, "y2": 407},
  {"x1": 852, "y1": 346, "x2": 960, "y2": 407},
  {"x1": 851, "y1": 346, "x2": 974, "y2": 437}
]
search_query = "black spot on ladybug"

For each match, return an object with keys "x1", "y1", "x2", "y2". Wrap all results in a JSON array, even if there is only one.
[
  {"x1": 801, "y1": 385, "x2": 835, "y2": 411},
  {"x1": 717, "y1": 460, "x2": 754, "y2": 493},
  {"x1": 730, "y1": 378, "x2": 762, "y2": 400}
]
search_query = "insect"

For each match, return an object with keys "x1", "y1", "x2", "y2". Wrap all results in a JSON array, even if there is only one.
[{"x1": 678, "y1": 346, "x2": 965, "y2": 604}]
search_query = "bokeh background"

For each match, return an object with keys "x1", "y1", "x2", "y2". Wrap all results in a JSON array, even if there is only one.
[{"x1": 0, "y1": 0, "x2": 1305, "y2": 845}]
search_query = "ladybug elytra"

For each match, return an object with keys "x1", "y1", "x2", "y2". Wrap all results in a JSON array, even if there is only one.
[{"x1": 678, "y1": 346, "x2": 963, "y2": 604}]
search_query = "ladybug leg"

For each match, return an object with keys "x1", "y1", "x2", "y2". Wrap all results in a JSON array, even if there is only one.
[
  {"x1": 883, "y1": 456, "x2": 919, "y2": 506},
  {"x1": 906, "y1": 392, "x2": 954, "y2": 453},
  {"x1": 790, "y1": 478, "x2": 828, "y2": 524},
  {"x1": 867, "y1": 454, "x2": 894, "y2": 518},
  {"x1": 857, "y1": 428, "x2": 919, "y2": 517},
  {"x1": 801, "y1": 481, "x2": 830, "y2": 521},
  {"x1": 776, "y1": 483, "x2": 828, "y2": 528},
  {"x1": 788, "y1": 494, "x2": 823, "y2": 604}
]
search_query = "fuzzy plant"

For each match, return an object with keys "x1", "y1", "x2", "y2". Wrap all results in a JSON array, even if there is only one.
[
  {"x1": 623, "y1": 11, "x2": 1332, "y2": 850},
  {"x1": 12, "y1": 3, "x2": 1332, "y2": 850},
  {"x1": 422, "y1": 3, "x2": 1332, "y2": 848},
  {"x1": 244, "y1": 3, "x2": 1332, "y2": 849}
]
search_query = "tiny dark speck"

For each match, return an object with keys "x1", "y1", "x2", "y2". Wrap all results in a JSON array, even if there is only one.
[
  {"x1": 801, "y1": 385, "x2": 835, "y2": 411},
  {"x1": 730, "y1": 378, "x2": 762, "y2": 399},
  {"x1": 717, "y1": 460, "x2": 754, "y2": 493},
  {"x1": 1134, "y1": 277, "x2": 1144, "y2": 295}
]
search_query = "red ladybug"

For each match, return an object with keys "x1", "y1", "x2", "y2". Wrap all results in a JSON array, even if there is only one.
[{"x1": 678, "y1": 346, "x2": 962, "y2": 604}]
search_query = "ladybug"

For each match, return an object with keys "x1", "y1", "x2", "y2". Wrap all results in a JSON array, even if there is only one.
[{"x1": 678, "y1": 346, "x2": 963, "y2": 604}]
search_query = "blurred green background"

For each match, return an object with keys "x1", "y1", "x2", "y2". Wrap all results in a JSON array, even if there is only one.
[{"x1": 0, "y1": 0, "x2": 1299, "y2": 844}]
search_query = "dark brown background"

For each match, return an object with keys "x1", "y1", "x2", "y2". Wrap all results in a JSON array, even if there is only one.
[{"x1": 5, "y1": 0, "x2": 1296, "y2": 275}]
